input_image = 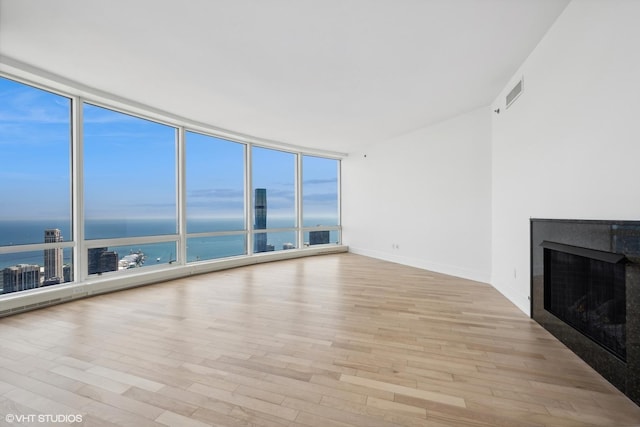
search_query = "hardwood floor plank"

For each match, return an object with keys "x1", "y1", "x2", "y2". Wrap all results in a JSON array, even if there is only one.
[
  {"x1": 76, "y1": 384, "x2": 165, "y2": 420},
  {"x1": 86, "y1": 366, "x2": 165, "y2": 392},
  {"x1": 317, "y1": 395, "x2": 433, "y2": 427},
  {"x1": 154, "y1": 410, "x2": 212, "y2": 427},
  {"x1": 282, "y1": 396, "x2": 399, "y2": 427},
  {"x1": 80, "y1": 400, "x2": 165, "y2": 427},
  {"x1": 0, "y1": 396, "x2": 43, "y2": 427},
  {"x1": 88, "y1": 356, "x2": 196, "y2": 390},
  {"x1": 154, "y1": 384, "x2": 236, "y2": 416},
  {"x1": 187, "y1": 382, "x2": 298, "y2": 421},
  {"x1": 393, "y1": 394, "x2": 542, "y2": 427},
  {"x1": 0, "y1": 367, "x2": 90, "y2": 409},
  {"x1": 294, "y1": 410, "x2": 355, "y2": 427},
  {"x1": 121, "y1": 386, "x2": 198, "y2": 418},
  {"x1": 309, "y1": 374, "x2": 394, "y2": 401},
  {"x1": 339, "y1": 374, "x2": 466, "y2": 408},
  {"x1": 366, "y1": 396, "x2": 427, "y2": 417},
  {"x1": 187, "y1": 407, "x2": 254, "y2": 427},
  {"x1": 48, "y1": 366, "x2": 131, "y2": 394},
  {"x1": 2, "y1": 387, "x2": 79, "y2": 420}
]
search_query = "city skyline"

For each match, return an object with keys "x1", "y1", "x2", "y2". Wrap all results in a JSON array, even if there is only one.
[{"x1": 1, "y1": 227, "x2": 72, "y2": 294}]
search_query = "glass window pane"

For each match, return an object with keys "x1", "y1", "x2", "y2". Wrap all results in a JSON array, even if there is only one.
[
  {"x1": 84, "y1": 104, "x2": 176, "y2": 239},
  {"x1": 304, "y1": 230, "x2": 340, "y2": 246},
  {"x1": 87, "y1": 242, "x2": 177, "y2": 275},
  {"x1": 253, "y1": 231, "x2": 297, "y2": 253},
  {"x1": 1, "y1": 248, "x2": 73, "y2": 294},
  {"x1": 186, "y1": 132, "x2": 245, "y2": 233},
  {"x1": 0, "y1": 77, "x2": 72, "y2": 245},
  {"x1": 303, "y1": 156, "x2": 339, "y2": 227},
  {"x1": 251, "y1": 147, "x2": 296, "y2": 235},
  {"x1": 187, "y1": 235, "x2": 247, "y2": 262}
]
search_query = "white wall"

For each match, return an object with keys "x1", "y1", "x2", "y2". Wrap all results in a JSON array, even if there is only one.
[
  {"x1": 491, "y1": 0, "x2": 640, "y2": 314},
  {"x1": 342, "y1": 107, "x2": 492, "y2": 283}
]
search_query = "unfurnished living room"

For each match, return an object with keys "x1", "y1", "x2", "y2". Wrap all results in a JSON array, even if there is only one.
[{"x1": 1, "y1": 1, "x2": 640, "y2": 426}]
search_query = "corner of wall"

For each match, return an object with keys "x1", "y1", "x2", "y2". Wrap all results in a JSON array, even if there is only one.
[{"x1": 342, "y1": 107, "x2": 493, "y2": 286}]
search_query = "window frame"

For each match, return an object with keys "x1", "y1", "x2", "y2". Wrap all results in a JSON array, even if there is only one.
[
  {"x1": 184, "y1": 130, "x2": 248, "y2": 262},
  {"x1": 300, "y1": 154, "x2": 341, "y2": 247},
  {"x1": 80, "y1": 100, "x2": 181, "y2": 279},
  {"x1": 0, "y1": 70, "x2": 343, "y2": 300}
]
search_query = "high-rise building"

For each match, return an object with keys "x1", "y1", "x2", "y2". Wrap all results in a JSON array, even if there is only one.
[
  {"x1": 88, "y1": 248, "x2": 105, "y2": 274},
  {"x1": 44, "y1": 228, "x2": 64, "y2": 281},
  {"x1": 101, "y1": 251, "x2": 119, "y2": 272},
  {"x1": 309, "y1": 230, "x2": 330, "y2": 245},
  {"x1": 2, "y1": 264, "x2": 41, "y2": 294},
  {"x1": 63, "y1": 264, "x2": 73, "y2": 283},
  {"x1": 88, "y1": 248, "x2": 119, "y2": 274},
  {"x1": 254, "y1": 188, "x2": 268, "y2": 253}
]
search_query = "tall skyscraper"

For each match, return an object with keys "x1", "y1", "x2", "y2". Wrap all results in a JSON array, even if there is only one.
[
  {"x1": 254, "y1": 188, "x2": 268, "y2": 253},
  {"x1": 44, "y1": 228, "x2": 64, "y2": 281},
  {"x1": 2, "y1": 264, "x2": 41, "y2": 294}
]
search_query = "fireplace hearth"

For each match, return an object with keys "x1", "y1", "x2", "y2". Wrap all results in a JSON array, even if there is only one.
[{"x1": 531, "y1": 219, "x2": 640, "y2": 405}]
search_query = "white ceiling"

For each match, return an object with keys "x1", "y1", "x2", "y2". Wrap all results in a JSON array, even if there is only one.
[{"x1": 0, "y1": 0, "x2": 569, "y2": 154}]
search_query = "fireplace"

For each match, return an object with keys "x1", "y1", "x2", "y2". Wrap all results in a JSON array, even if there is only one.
[
  {"x1": 542, "y1": 241, "x2": 626, "y2": 360},
  {"x1": 531, "y1": 219, "x2": 640, "y2": 405}
]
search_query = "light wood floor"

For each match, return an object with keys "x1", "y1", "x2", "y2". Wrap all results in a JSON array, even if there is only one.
[{"x1": 1, "y1": 253, "x2": 639, "y2": 427}]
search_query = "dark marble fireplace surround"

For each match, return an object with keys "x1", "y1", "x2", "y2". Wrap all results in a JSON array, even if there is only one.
[{"x1": 531, "y1": 219, "x2": 640, "y2": 405}]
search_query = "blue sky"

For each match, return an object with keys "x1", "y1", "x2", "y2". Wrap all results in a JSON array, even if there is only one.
[
  {"x1": 0, "y1": 76, "x2": 338, "y2": 226},
  {"x1": 186, "y1": 130, "x2": 246, "y2": 223},
  {"x1": 83, "y1": 103, "x2": 177, "y2": 220},
  {"x1": 0, "y1": 77, "x2": 71, "y2": 220}
]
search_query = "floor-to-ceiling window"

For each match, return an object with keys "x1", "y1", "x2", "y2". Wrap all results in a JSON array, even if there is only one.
[
  {"x1": 83, "y1": 103, "x2": 178, "y2": 275},
  {"x1": 302, "y1": 155, "x2": 340, "y2": 246},
  {"x1": 0, "y1": 74, "x2": 342, "y2": 299},
  {"x1": 0, "y1": 77, "x2": 73, "y2": 293},
  {"x1": 251, "y1": 146, "x2": 297, "y2": 252},
  {"x1": 185, "y1": 131, "x2": 246, "y2": 262}
]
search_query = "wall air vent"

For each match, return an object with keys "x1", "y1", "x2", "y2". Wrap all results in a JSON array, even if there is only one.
[{"x1": 506, "y1": 78, "x2": 524, "y2": 109}]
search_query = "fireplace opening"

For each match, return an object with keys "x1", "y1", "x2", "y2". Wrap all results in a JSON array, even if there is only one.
[{"x1": 542, "y1": 241, "x2": 627, "y2": 361}]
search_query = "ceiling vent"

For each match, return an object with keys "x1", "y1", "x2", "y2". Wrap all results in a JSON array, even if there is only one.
[{"x1": 506, "y1": 78, "x2": 524, "y2": 109}]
